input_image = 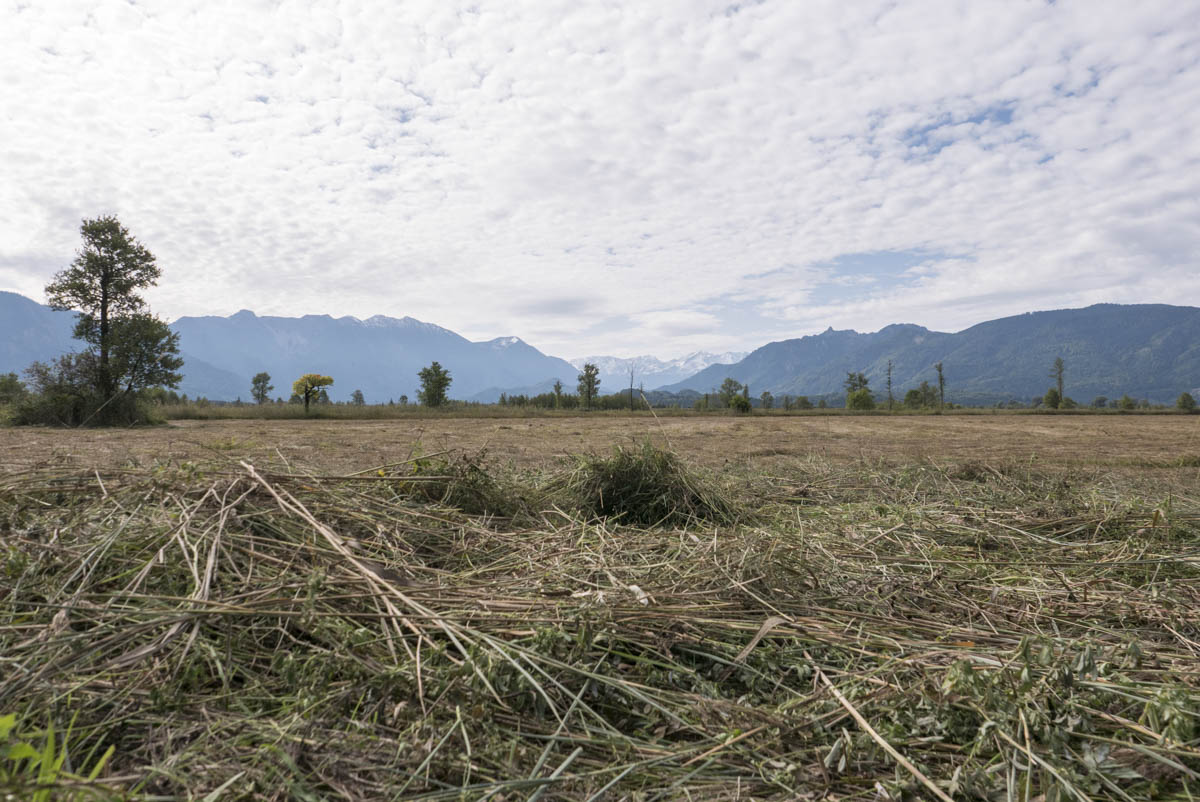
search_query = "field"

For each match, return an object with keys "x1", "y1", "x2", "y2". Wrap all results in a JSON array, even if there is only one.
[
  {"x1": 2, "y1": 414, "x2": 1199, "y2": 800},
  {"x1": 5, "y1": 414, "x2": 1200, "y2": 473}
]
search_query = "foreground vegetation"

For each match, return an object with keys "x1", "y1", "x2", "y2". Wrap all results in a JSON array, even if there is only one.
[{"x1": 2, "y1": 437, "x2": 1199, "y2": 799}]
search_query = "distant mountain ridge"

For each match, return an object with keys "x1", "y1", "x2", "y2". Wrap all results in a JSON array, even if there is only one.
[
  {"x1": 4, "y1": 293, "x2": 1197, "y2": 405},
  {"x1": 662, "y1": 304, "x2": 1200, "y2": 404},
  {"x1": 0, "y1": 291, "x2": 247, "y2": 400},
  {"x1": 0, "y1": 292, "x2": 580, "y2": 403},
  {"x1": 169, "y1": 310, "x2": 580, "y2": 403},
  {"x1": 568, "y1": 352, "x2": 748, "y2": 392}
]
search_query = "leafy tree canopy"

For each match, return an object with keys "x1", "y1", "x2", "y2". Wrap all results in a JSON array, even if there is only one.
[
  {"x1": 0, "y1": 373, "x2": 27, "y2": 406},
  {"x1": 45, "y1": 216, "x2": 173, "y2": 399},
  {"x1": 30, "y1": 216, "x2": 181, "y2": 425},
  {"x1": 577, "y1": 363, "x2": 600, "y2": 409},
  {"x1": 417, "y1": 362, "x2": 452, "y2": 407},
  {"x1": 292, "y1": 374, "x2": 333, "y2": 414},
  {"x1": 718, "y1": 377, "x2": 743, "y2": 407},
  {"x1": 847, "y1": 388, "x2": 875, "y2": 410},
  {"x1": 251, "y1": 372, "x2": 274, "y2": 404}
]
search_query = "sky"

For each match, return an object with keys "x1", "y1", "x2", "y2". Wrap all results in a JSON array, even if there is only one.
[{"x1": 2, "y1": 1, "x2": 1199, "y2": 359}]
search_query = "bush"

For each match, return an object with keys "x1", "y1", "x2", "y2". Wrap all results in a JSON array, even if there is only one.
[
  {"x1": 729, "y1": 396, "x2": 751, "y2": 413},
  {"x1": 1178, "y1": 392, "x2": 1197, "y2": 412},
  {"x1": 1043, "y1": 388, "x2": 1062, "y2": 409},
  {"x1": 846, "y1": 388, "x2": 875, "y2": 410},
  {"x1": 15, "y1": 392, "x2": 163, "y2": 427},
  {"x1": 11, "y1": 355, "x2": 166, "y2": 427}
]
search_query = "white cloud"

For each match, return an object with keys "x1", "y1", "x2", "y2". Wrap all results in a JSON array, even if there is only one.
[{"x1": 1, "y1": 0, "x2": 1198, "y2": 358}]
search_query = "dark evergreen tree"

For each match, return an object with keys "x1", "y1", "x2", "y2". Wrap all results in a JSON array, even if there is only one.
[
  {"x1": 251, "y1": 372, "x2": 273, "y2": 404},
  {"x1": 417, "y1": 362, "x2": 452, "y2": 407}
]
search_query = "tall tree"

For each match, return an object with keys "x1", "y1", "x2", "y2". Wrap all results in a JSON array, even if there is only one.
[
  {"x1": 417, "y1": 361, "x2": 452, "y2": 407},
  {"x1": 46, "y1": 216, "x2": 173, "y2": 401},
  {"x1": 351, "y1": 389, "x2": 365, "y2": 406},
  {"x1": 292, "y1": 374, "x2": 333, "y2": 414},
  {"x1": 251, "y1": 372, "x2": 274, "y2": 404},
  {"x1": 718, "y1": 377, "x2": 743, "y2": 407},
  {"x1": 843, "y1": 372, "x2": 869, "y2": 393},
  {"x1": 1050, "y1": 357, "x2": 1065, "y2": 401},
  {"x1": 552, "y1": 379, "x2": 563, "y2": 408},
  {"x1": 629, "y1": 366, "x2": 636, "y2": 412},
  {"x1": 577, "y1": 363, "x2": 600, "y2": 409},
  {"x1": 935, "y1": 362, "x2": 945, "y2": 412},
  {"x1": 886, "y1": 361, "x2": 894, "y2": 411}
]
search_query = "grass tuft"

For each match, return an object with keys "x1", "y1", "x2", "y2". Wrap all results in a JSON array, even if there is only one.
[{"x1": 558, "y1": 441, "x2": 739, "y2": 525}]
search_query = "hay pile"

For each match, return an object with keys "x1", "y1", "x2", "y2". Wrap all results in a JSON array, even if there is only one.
[{"x1": 1, "y1": 447, "x2": 1198, "y2": 800}]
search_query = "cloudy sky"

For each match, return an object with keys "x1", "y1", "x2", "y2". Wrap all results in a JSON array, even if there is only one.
[{"x1": 2, "y1": 1, "x2": 1198, "y2": 358}]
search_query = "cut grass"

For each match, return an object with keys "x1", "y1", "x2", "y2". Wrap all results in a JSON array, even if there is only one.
[
  {"x1": 1, "y1": 442, "x2": 1198, "y2": 800},
  {"x1": 555, "y1": 442, "x2": 740, "y2": 525}
]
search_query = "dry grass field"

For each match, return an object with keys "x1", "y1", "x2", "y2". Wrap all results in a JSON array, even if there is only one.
[
  {"x1": 2, "y1": 413, "x2": 1199, "y2": 800},
  {"x1": 4, "y1": 413, "x2": 1199, "y2": 475}
]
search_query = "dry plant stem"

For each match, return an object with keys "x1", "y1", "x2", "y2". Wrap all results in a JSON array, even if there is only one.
[{"x1": 808, "y1": 651, "x2": 956, "y2": 802}]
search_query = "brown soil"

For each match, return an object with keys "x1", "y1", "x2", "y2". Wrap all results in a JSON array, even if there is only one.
[{"x1": 4, "y1": 413, "x2": 1199, "y2": 475}]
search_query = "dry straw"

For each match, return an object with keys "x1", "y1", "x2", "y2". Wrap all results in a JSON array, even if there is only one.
[{"x1": 1, "y1": 444, "x2": 1198, "y2": 799}]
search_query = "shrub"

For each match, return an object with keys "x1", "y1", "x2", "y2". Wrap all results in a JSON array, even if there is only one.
[
  {"x1": 1178, "y1": 392, "x2": 1197, "y2": 412},
  {"x1": 846, "y1": 388, "x2": 875, "y2": 410},
  {"x1": 730, "y1": 396, "x2": 751, "y2": 413}
]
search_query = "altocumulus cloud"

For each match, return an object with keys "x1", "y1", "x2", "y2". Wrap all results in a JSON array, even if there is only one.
[{"x1": 1, "y1": 0, "x2": 1198, "y2": 357}]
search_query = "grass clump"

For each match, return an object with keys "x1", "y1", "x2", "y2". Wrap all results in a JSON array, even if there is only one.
[
  {"x1": 402, "y1": 449, "x2": 530, "y2": 518},
  {"x1": 560, "y1": 441, "x2": 738, "y2": 525}
]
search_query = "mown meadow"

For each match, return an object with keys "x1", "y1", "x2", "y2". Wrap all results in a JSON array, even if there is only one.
[{"x1": 2, "y1": 415, "x2": 1199, "y2": 800}]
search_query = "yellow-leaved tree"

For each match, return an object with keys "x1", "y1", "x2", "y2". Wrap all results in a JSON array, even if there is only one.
[{"x1": 292, "y1": 374, "x2": 333, "y2": 415}]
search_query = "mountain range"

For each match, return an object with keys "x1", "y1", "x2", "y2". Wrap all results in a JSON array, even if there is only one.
[
  {"x1": 662, "y1": 304, "x2": 1200, "y2": 404},
  {"x1": 3, "y1": 291, "x2": 1197, "y2": 405},
  {"x1": 568, "y1": 352, "x2": 747, "y2": 394},
  {"x1": 0, "y1": 292, "x2": 737, "y2": 403}
]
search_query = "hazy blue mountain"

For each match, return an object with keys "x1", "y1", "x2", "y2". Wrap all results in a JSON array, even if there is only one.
[
  {"x1": 1, "y1": 291, "x2": 78, "y2": 367},
  {"x1": 662, "y1": 304, "x2": 1200, "y2": 404},
  {"x1": 568, "y1": 351, "x2": 748, "y2": 392},
  {"x1": 166, "y1": 311, "x2": 580, "y2": 402},
  {"x1": 1, "y1": 291, "x2": 245, "y2": 400},
  {"x1": 2, "y1": 293, "x2": 579, "y2": 402},
  {"x1": 6, "y1": 293, "x2": 1197, "y2": 405}
]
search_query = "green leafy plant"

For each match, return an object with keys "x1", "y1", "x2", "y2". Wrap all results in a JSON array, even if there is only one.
[{"x1": 1, "y1": 714, "x2": 116, "y2": 801}]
